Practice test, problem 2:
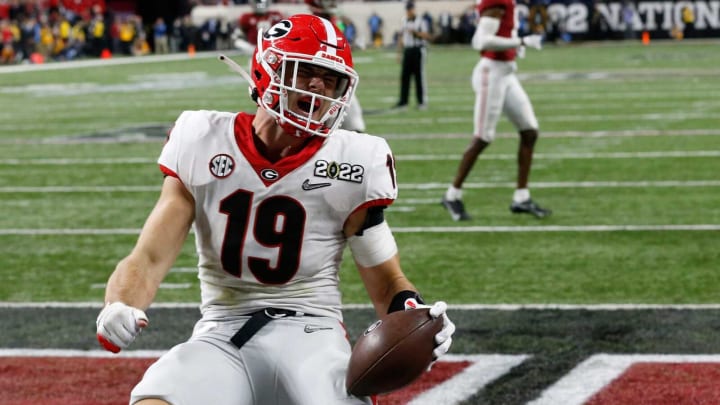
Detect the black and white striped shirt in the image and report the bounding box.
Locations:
[400,17,430,48]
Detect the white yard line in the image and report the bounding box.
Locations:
[1,150,717,165]
[383,129,720,140]
[1,224,719,236]
[3,302,720,310]
[400,180,720,190]
[394,150,720,161]
[1,180,718,194]
[391,225,720,232]
[2,129,718,145]
[0,50,227,74]
[0,186,159,193]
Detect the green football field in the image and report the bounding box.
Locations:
[1,40,719,306]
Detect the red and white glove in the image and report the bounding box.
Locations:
[404,299,456,362]
[521,34,543,50]
[96,302,148,353]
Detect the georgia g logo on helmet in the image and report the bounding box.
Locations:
[264,20,291,39]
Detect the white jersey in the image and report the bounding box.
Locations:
[159,110,397,321]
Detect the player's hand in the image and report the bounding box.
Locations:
[404,299,455,364]
[521,34,543,50]
[96,302,148,353]
[517,45,526,59]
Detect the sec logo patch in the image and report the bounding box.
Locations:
[209,154,235,178]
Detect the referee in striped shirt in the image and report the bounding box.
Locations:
[395,1,432,110]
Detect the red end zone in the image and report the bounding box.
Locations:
[531,354,720,405]
[0,356,156,405]
[0,351,524,405]
[587,362,720,405]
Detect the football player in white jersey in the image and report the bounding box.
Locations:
[95,14,454,405]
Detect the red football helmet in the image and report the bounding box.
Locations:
[251,14,357,138]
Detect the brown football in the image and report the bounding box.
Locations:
[346,308,443,396]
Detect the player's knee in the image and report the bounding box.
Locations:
[519,129,538,148]
[476,131,495,143]
[467,137,490,155]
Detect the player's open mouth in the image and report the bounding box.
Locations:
[297,97,321,115]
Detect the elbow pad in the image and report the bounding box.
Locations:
[348,221,398,268]
[472,17,522,51]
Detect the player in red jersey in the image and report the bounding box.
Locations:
[235,0,284,54]
[96,14,454,405]
[442,0,551,220]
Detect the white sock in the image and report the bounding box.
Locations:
[513,188,530,203]
[445,186,463,201]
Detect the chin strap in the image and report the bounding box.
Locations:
[218,54,258,101]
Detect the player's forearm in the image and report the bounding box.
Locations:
[357,255,418,317]
[471,16,521,51]
[473,34,521,51]
[104,256,163,310]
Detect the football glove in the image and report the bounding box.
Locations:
[521,34,543,50]
[517,45,526,59]
[96,302,148,353]
[404,299,455,362]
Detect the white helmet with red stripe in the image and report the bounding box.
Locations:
[251,14,357,138]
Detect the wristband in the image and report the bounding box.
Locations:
[387,290,424,314]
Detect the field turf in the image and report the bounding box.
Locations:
[1,40,719,404]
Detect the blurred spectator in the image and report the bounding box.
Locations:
[39,18,55,57]
[177,15,197,52]
[421,10,433,37]
[132,29,150,56]
[341,15,357,48]
[215,17,232,49]
[368,11,382,48]
[1,18,17,64]
[528,0,549,35]
[457,6,476,44]
[88,11,105,56]
[198,16,218,50]
[681,5,695,37]
[437,10,452,44]
[588,3,609,41]
[622,0,635,39]
[19,15,39,60]
[66,18,86,59]
[153,17,169,54]
[118,15,135,55]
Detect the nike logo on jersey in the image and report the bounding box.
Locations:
[302,179,332,191]
[304,325,333,333]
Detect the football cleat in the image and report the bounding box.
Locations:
[510,199,552,218]
[441,197,471,221]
